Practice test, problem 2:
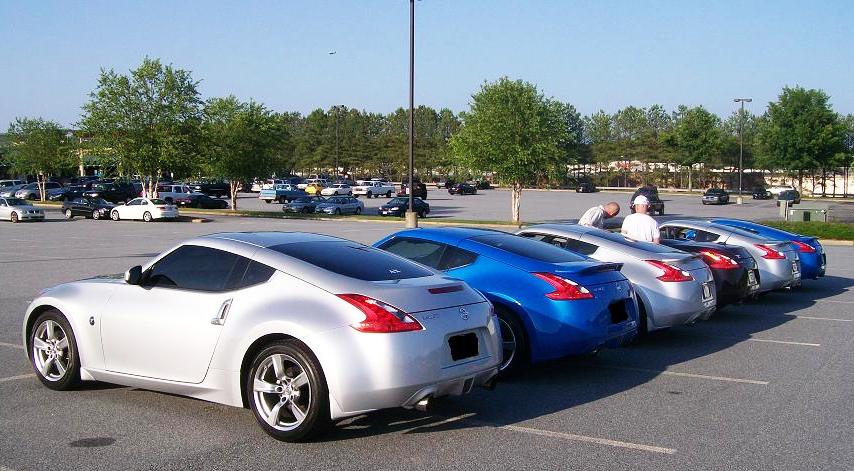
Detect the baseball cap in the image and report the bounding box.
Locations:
[632,195,650,206]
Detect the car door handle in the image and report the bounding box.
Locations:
[211,299,233,325]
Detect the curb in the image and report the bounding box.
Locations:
[817,239,854,246]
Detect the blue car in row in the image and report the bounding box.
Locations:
[710,219,825,279]
[374,228,638,375]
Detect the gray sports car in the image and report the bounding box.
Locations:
[659,220,800,292]
[517,224,716,333]
[23,232,500,441]
[0,197,45,222]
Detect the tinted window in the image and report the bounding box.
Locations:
[146,245,241,291]
[589,229,679,253]
[270,241,434,280]
[226,258,276,290]
[471,234,587,263]
[380,238,447,269]
[441,247,479,270]
[560,238,599,256]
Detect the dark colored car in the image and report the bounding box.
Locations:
[752,187,771,199]
[188,180,230,198]
[83,182,138,203]
[175,194,229,209]
[475,180,493,190]
[435,178,455,189]
[61,197,115,220]
[448,183,477,195]
[776,190,801,206]
[378,197,430,218]
[283,196,326,214]
[660,239,760,307]
[629,186,664,215]
[48,185,89,202]
[576,182,597,193]
[701,188,729,205]
[400,179,428,199]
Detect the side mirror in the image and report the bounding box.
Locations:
[124,265,143,285]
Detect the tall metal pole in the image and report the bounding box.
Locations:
[335,106,339,178]
[734,98,752,202]
[406,0,417,227]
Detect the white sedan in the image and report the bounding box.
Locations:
[110,198,178,222]
[320,184,352,196]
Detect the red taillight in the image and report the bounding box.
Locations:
[755,244,785,260]
[645,260,694,282]
[792,241,815,253]
[532,272,593,300]
[698,250,740,270]
[156,205,167,209]
[337,294,423,333]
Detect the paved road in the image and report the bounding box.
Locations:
[1,214,852,470]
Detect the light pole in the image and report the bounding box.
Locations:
[733,97,752,204]
[405,0,417,228]
[333,105,344,178]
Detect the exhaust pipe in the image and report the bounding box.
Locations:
[415,396,432,412]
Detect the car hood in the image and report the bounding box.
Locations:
[9,205,41,211]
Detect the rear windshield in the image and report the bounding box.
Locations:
[268,241,434,281]
[471,234,587,263]
[150,199,167,205]
[593,230,683,254]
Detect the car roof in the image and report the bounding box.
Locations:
[202,231,346,248]
[387,227,506,245]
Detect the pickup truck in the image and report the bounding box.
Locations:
[259,184,307,203]
[353,180,396,198]
[188,180,230,198]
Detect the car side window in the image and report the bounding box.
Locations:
[440,247,478,270]
[560,238,599,256]
[145,245,241,292]
[694,229,720,242]
[380,238,447,269]
[226,257,276,290]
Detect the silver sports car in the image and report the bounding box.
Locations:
[517,224,716,333]
[0,197,45,222]
[23,232,501,441]
[659,220,800,292]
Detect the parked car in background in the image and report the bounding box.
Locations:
[375,228,638,375]
[475,180,493,190]
[0,180,26,196]
[710,218,825,279]
[283,196,326,214]
[353,180,395,198]
[400,179,428,199]
[435,178,454,189]
[188,180,230,198]
[378,197,430,218]
[48,185,88,202]
[517,224,716,333]
[61,197,114,220]
[300,178,329,191]
[15,182,63,200]
[84,182,138,203]
[110,198,178,222]
[155,184,203,204]
[315,196,364,215]
[702,188,730,205]
[304,183,326,196]
[769,184,796,196]
[629,185,664,215]
[576,182,597,193]
[776,190,801,206]
[448,183,477,195]
[259,184,307,203]
[752,187,772,199]
[0,197,44,222]
[321,183,353,196]
[659,238,760,307]
[175,194,229,209]
[659,220,801,293]
[250,179,265,192]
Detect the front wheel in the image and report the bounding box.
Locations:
[142,211,153,222]
[11,211,19,223]
[247,341,331,442]
[92,210,100,220]
[366,192,372,199]
[29,310,81,390]
[64,209,73,220]
[110,210,120,221]
[265,200,272,204]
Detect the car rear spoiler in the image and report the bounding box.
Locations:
[578,262,624,274]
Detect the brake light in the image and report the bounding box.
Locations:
[791,241,816,253]
[755,244,785,260]
[532,272,593,300]
[337,294,423,333]
[698,250,740,270]
[645,260,694,282]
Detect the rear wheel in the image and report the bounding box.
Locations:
[64,209,73,219]
[142,211,153,222]
[265,200,272,204]
[633,299,649,342]
[495,307,529,378]
[29,310,81,390]
[247,341,330,442]
[92,210,100,220]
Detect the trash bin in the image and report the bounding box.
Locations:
[788,208,828,222]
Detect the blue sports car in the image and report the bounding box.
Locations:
[709,219,825,279]
[374,228,638,375]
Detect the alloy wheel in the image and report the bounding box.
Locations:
[497,317,517,372]
[32,319,71,382]
[252,353,312,432]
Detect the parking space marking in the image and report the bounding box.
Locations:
[498,424,677,455]
[0,342,24,350]
[600,365,769,385]
[795,315,852,322]
[0,374,34,383]
[815,300,854,304]
[746,338,820,347]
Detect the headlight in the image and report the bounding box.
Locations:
[389,207,400,210]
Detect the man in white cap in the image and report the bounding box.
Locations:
[578,202,620,229]
[621,195,660,243]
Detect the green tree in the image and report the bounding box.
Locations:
[665,105,723,190]
[6,118,73,201]
[756,86,845,189]
[201,96,290,210]
[79,57,202,196]
[450,77,569,223]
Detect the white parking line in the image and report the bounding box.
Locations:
[499,424,677,455]
[815,300,854,305]
[796,315,852,322]
[746,338,820,347]
[601,365,769,385]
[0,342,24,350]
[0,374,34,383]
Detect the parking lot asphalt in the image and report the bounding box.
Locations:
[1,211,853,470]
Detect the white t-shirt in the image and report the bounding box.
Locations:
[578,205,606,228]
[621,213,660,242]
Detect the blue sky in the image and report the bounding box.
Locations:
[1,0,852,130]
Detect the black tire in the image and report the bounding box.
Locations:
[301,207,310,214]
[417,210,425,218]
[633,299,649,342]
[386,191,392,198]
[494,306,529,378]
[110,210,120,221]
[355,207,362,215]
[28,309,81,391]
[334,208,341,215]
[143,211,153,222]
[366,191,372,199]
[64,209,73,219]
[246,341,331,442]
[265,200,272,204]
[28,193,37,200]
[92,210,100,220]
[11,211,19,223]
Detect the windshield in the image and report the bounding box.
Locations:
[88,198,110,205]
[269,241,433,280]
[471,234,588,263]
[5,198,29,206]
[387,198,408,205]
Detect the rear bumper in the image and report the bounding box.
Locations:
[758,259,800,292]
